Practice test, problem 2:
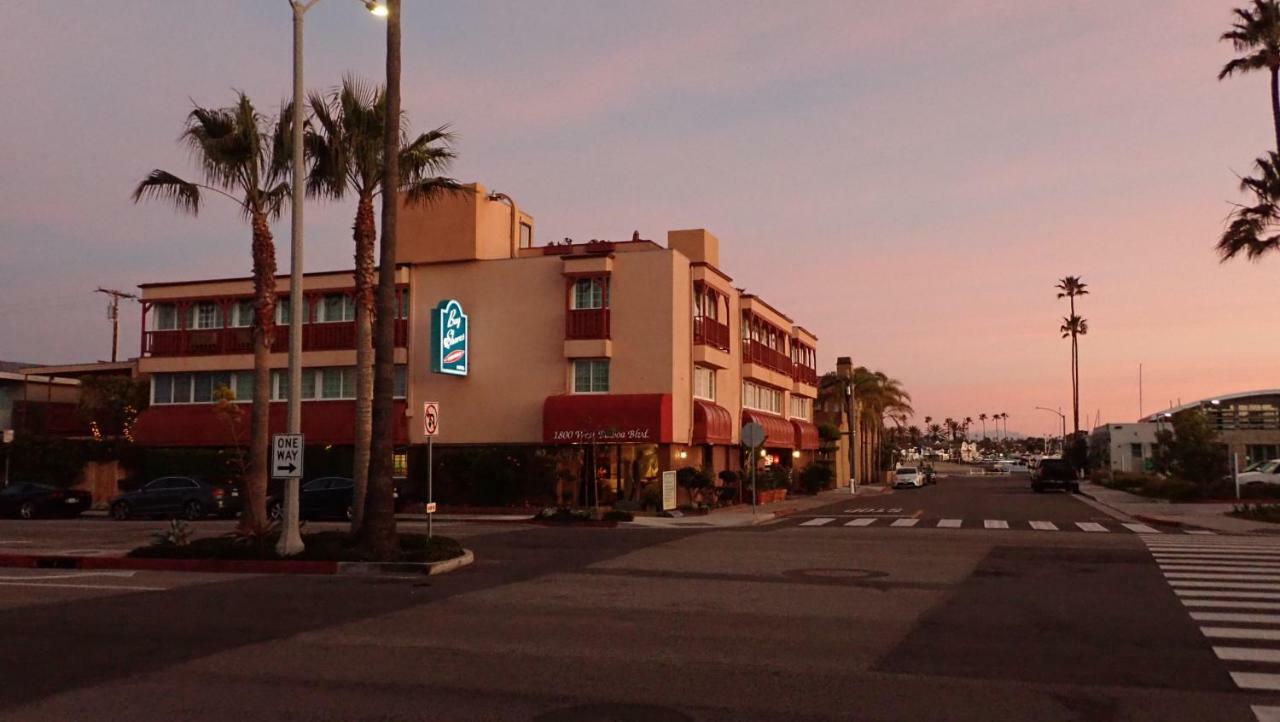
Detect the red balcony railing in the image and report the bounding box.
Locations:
[143,318,408,357]
[744,339,792,375]
[693,316,731,351]
[566,308,610,339]
[792,365,818,386]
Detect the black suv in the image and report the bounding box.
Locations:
[1032,459,1079,494]
[110,476,241,520]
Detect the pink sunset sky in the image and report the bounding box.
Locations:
[1,1,1276,436]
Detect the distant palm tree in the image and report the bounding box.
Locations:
[305,75,458,533]
[978,413,988,439]
[1000,412,1010,441]
[963,416,973,439]
[1059,315,1089,436]
[1056,276,1089,435]
[1221,1,1280,152]
[132,93,290,531]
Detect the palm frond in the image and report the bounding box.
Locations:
[403,176,466,205]
[132,170,202,215]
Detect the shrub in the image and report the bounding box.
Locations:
[676,466,712,503]
[762,465,792,491]
[799,463,834,494]
[603,509,634,522]
[150,519,193,548]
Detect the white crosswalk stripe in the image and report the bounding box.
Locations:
[890,518,919,528]
[789,518,1219,535]
[799,518,836,527]
[936,519,962,528]
[983,520,1008,529]
[1076,522,1108,532]
[1255,705,1280,722]
[844,518,876,527]
[1122,523,1161,534]
[1029,521,1058,531]
[1144,536,1280,702]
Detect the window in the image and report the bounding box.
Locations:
[234,372,254,401]
[519,222,533,249]
[572,278,608,310]
[318,293,355,323]
[153,374,173,404]
[573,359,610,393]
[1247,444,1280,465]
[397,289,410,319]
[229,299,254,328]
[393,452,408,477]
[694,366,715,400]
[275,300,291,325]
[790,395,812,420]
[1130,443,1143,459]
[394,366,407,398]
[173,374,192,404]
[191,302,222,330]
[154,304,179,331]
[743,381,783,414]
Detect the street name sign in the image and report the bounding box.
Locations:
[271,433,304,478]
[423,402,440,437]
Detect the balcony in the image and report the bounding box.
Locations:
[693,316,730,351]
[745,339,792,375]
[143,319,408,357]
[566,308,610,339]
[792,365,819,386]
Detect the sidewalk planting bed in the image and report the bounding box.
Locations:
[129,530,464,564]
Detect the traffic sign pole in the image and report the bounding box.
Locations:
[423,402,439,539]
[427,436,433,539]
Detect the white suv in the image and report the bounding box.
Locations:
[894,467,924,488]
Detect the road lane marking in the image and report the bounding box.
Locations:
[1122,523,1161,534]
[1149,545,1280,553]
[1161,565,1280,573]
[890,519,919,528]
[800,518,836,527]
[1156,557,1280,565]
[1075,522,1108,532]
[984,520,1008,529]
[936,519,962,528]
[0,581,166,591]
[1172,581,1280,590]
[1202,626,1280,641]
[844,518,877,527]
[1214,647,1280,663]
[1165,573,1280,582]
[1254,705,1280,722]
[1186,530,1217,535]
[1192,611,1280,624]
[1231,672,1280,691]
[1029,521,1058,531]
[1185,600,1280,610]
[1176,589,1280,599]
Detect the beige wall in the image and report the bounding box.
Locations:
[397,184,533,264]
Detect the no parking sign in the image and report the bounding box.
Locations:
[423,402,439,437]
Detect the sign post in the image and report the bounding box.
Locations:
[1,429,12,489]
[423,402,439,538]
[271,433,304,552]
[741,422,766,517]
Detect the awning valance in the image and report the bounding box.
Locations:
[741,409,794,450]
[543,393,673,444]
[791,419,820,450]
[692,400,733,445]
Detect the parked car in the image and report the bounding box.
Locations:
[1032,458,1079,493]
[922,465,937,485]
[267,477,399,521]
[893,467,925,489]
[996,459,1030,474]
[110,476,241,521]
[1237,459,1280,488]
[0,482,92,519]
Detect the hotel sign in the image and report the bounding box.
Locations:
[431,299,469,376]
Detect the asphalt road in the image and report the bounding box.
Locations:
[0,474,1272,721]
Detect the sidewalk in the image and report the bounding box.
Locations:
[1078,481,1279,534]
[624,485,888,528]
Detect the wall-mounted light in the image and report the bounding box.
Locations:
[760,449,768,458]
[678,450,688,459]
[792,450,801,459]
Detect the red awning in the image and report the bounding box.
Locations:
[741,409,794,449]
[133,401,409,447]
[544,394,673,444]
[692,400,733,445]
[791,419,820,450]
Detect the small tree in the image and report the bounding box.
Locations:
[1152,411,1229,485]
[79,375,149,441]
[675,466,712,506]
[212,385,249,483]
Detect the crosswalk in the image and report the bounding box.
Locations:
[789,516,1207,534]
[1143,536,1280,721]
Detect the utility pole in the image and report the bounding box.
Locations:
[95,288,138,362]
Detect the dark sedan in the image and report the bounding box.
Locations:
[110,476,241,521]
[0,482,92,519]
[268,477,398,521]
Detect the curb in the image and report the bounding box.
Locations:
[0,549,475,577]
[1134,514,1183,528]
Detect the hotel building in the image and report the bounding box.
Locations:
[132,185,821,503]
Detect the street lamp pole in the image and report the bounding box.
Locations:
[1034,406,1066,456]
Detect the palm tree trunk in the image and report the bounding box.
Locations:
[361,0,401,559]
[1071,334,1080,434]
[350,194,376,534]
[243,212,276,531]
[1271,67,1280,154]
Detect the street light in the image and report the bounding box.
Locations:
[278,0,387,557]
[1034,406,1066,456]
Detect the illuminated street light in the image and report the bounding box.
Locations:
[365,1,389,16]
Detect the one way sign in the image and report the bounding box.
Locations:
[271,433,304,478]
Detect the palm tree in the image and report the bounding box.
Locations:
[1220,152,1280,262]
[963,416,974,438]
[1056,276,1089,434]
[133,94,290,531]
[1000,413,1010,442]
[305,75,458,533]
[978,413,988,439]
[1059,315,1089,436]
[850,368,912,482]
[1221,1,1280,153]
